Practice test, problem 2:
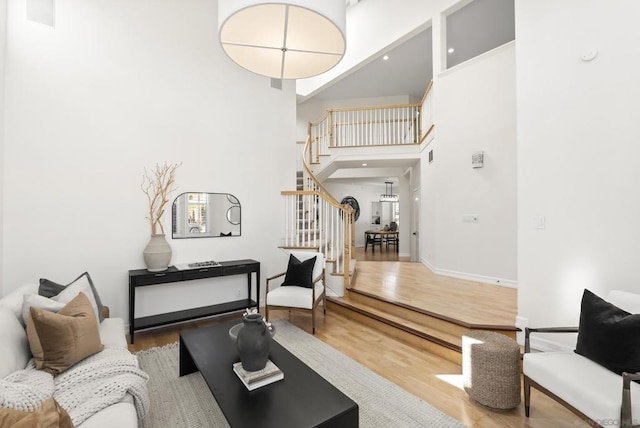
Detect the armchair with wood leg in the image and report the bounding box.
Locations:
[523,289,640,427]
[265,251,326,334]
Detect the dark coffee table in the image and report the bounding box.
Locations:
[179,321,359,428]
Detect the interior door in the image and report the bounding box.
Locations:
[411,188,420,262]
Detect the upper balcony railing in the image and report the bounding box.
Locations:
[308,81,434,163]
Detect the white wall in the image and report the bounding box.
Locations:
[322,182,382,248]
[2,0,297,320]
[0,0,5,296]
[422,42,517,285]
[516,0,640,348]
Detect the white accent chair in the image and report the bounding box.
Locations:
[524,290,640,427]
[265,251,326,334]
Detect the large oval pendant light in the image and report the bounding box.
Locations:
[218,0,346,80]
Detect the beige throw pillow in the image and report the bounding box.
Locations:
[26,292,103,375]
[0,398,73,428]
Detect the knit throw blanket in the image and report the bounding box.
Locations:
[1,347,150,426]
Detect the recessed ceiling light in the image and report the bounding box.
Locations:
[447,48,455,54]
[382,55,389,61]
[362,163,368,166]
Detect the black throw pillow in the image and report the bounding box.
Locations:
[282,254,316,289]
[39,272,106,322]
[575,289,640,375]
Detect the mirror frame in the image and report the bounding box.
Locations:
[171,192,241,239]
[226,205,241,225]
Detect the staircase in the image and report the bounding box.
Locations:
[280,81,519,361]
[327,288,517,365]
[279,82,435,294]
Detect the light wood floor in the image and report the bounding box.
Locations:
[128,258,586,427]
[351,260,516,327]
[354,245,408,262]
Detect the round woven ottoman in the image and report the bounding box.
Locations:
[462,330,521,410]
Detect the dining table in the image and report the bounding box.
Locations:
[364,230,399,252]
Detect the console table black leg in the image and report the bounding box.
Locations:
[256,268,260,310]
[179,338,198,376]
[129,278,135,344]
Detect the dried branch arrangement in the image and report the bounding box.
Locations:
[141,161,182,235]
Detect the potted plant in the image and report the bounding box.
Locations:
[141,161,181,271]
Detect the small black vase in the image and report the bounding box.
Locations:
[236,313,271,371]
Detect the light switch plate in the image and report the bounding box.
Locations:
[463,214,479,223]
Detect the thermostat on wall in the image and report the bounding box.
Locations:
[472,151,484,168]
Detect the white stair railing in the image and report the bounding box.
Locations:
[308,80,434,159]
[332,104,420,147]
[280,190,353,278]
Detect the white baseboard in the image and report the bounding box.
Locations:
[420,258,517,288]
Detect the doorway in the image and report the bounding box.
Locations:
[411,187,420,262]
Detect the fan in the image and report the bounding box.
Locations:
[340,196,360,222]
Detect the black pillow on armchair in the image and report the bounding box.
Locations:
[282,254,316,289]
[575,289,640,375]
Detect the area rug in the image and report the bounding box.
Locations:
[136,319,466,427]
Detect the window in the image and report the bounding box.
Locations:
[187,193,208,234]
[445,0,515,69]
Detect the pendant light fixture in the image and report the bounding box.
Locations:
[218,0,347,79]
[380,181,399,202]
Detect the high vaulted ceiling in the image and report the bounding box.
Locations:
[302,0,514,103]
[305,28,433,102]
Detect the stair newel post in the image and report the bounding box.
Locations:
[350,210,355,261]
[343,205,350,288]
[329,109,335,149]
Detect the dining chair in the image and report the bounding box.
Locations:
[385,232,399,252]
[365,232,382,252]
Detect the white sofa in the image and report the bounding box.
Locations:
[0,283,142,427]
[524,290,640,428]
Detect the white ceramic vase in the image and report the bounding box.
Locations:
[143,234,172,272]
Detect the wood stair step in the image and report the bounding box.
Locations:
[330,299,462,351]
[327,286,518,366]
[327,298,463,364]
[346,288,517,340]
[330,293,463,349]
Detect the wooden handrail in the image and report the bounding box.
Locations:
[309,110,331,127]
[419,80,434,106]
[328,103,421,113]
[301,137,341,205]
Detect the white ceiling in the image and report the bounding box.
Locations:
[301,0,514,103]
[303,28,433,102]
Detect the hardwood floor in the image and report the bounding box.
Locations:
[128,257,586,427]
[350,260,516,327]
[354,245,409,262]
